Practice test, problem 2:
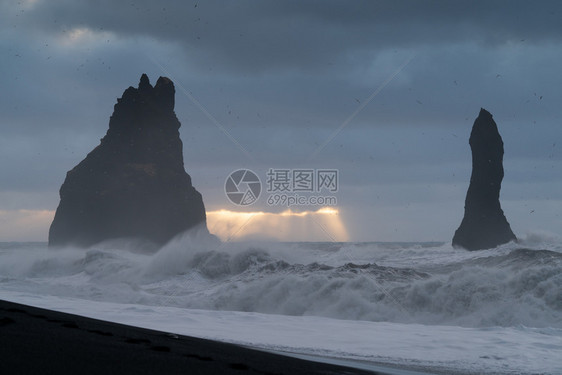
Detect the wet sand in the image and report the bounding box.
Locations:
[0,299,380,374]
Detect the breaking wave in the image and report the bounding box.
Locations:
[0,231,561,328]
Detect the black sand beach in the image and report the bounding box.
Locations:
[0,299,379,374]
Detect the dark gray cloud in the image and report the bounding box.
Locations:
[8,0,562,72]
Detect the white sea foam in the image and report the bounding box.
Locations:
[1,231,561,374]
[1,291,560,375]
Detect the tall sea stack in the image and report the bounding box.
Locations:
[49,74,209,248]
[453,108,516,250]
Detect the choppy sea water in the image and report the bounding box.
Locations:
[1,233,561,374]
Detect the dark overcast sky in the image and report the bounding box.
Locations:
[1,0,561,241]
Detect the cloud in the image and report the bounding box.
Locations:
[10,1,562,73]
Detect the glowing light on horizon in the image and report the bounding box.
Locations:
[207,207,349,242]
[0,209,55,242]
[0,208,349,243]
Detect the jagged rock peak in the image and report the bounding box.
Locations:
[116,74,175,112]
[478,107,492,118]
[48,74,209,249]
[138,73,152,91]
[154,76,175,111]
[471,108,500,140]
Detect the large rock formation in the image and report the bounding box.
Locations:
[49,74,209,249]
[453,108,516,250]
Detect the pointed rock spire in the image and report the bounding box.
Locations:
[154,76,175,111]
[138,73,152,91]
[453,108,516,250]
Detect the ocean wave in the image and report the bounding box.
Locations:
[0,233,561,329]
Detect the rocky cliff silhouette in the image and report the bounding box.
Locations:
[453,108,516,250]
[49,74,209,249]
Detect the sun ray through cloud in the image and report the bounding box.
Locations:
[207,207,349,242]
